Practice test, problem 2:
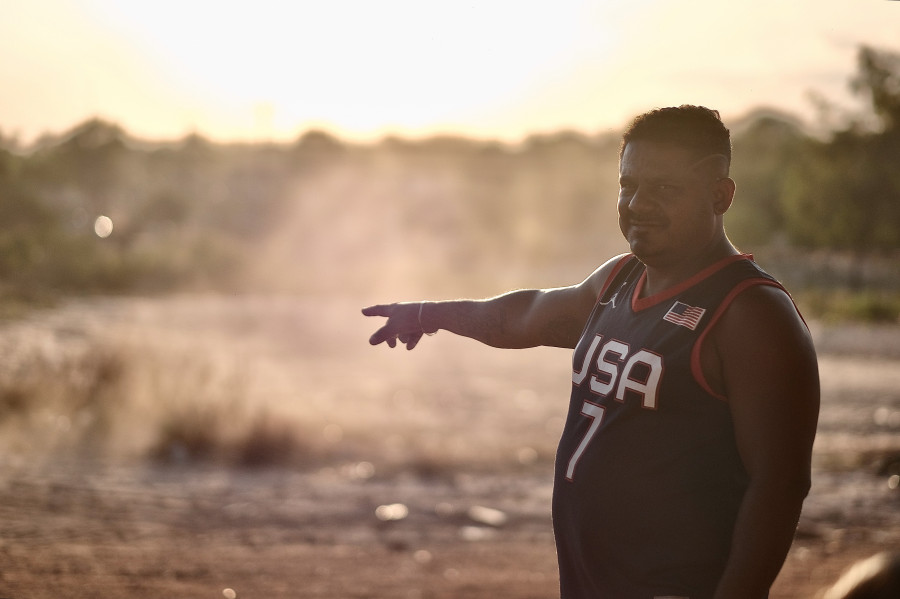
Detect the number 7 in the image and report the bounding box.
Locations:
[565,401,606,481]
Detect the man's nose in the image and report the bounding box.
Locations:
[627,186,656,214]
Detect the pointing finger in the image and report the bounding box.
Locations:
[362,304,393,317]
[369,326,394,346]
[405,332,423,351]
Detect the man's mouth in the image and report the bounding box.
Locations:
[628,219,666,229]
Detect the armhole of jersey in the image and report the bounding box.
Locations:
[596,254,636,303]
[690,278,795,402]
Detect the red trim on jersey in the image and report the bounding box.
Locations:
[596,254,637,301]
[690,278,790,402]
[631,254,753,313]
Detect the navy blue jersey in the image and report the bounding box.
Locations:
[553,253,789,599]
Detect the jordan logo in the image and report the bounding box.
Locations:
[599,293,618,308]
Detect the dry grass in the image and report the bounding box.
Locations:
[3,294,898,479]
[0,294,547,475]
[0,308,322,469]
[0,340,127,455]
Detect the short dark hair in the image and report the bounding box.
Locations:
[620,105,732,167]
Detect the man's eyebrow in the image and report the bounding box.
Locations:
[618,174,681,188]
[689,153,729,172]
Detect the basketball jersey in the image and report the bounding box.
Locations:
[553,253,788,599]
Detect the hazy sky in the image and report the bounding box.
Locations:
[2,0,898,143]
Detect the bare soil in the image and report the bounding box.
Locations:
[0,296,898,598]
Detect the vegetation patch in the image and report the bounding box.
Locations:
[1,45,899,310]
[797,290,900,324]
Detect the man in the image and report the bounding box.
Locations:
[363,105,819,599]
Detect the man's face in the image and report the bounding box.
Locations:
[617,140,726,268]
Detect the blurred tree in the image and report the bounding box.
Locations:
[140,190,191,226]
[293,129,345,162]
[851,45,900,133]
[781,45,900,254]
[0,146,16,182]
[0,130,22,154]
[6,47,898,303]
[729,110,806,246]
[0,181,57,280]
[25,119,130,206]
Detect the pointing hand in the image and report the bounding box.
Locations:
[362,302,429,350]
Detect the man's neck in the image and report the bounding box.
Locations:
[640,238,739,298]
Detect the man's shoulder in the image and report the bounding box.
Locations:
[716,281,812,350]
[583,253,639,296]
[729,282,798,315]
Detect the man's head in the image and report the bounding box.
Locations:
[616,105,737,269]
[620,105,731,175]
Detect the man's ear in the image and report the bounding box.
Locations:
[712,177,736,215]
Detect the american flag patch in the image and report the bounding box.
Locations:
[663,301,706,330]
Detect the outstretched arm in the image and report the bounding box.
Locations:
[362,255,626,351]
[711,285,820,599]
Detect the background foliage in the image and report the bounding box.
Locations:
[1,45,898,318]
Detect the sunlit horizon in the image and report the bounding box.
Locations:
[2,0,899,145]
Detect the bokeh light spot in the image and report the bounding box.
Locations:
[94,215,114,238]
[375,503,409,521]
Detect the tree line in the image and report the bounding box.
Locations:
[0,45,897,305]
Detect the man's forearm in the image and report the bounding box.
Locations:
[421,290,545,349]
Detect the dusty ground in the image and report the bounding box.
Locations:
[0,295,898,598]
